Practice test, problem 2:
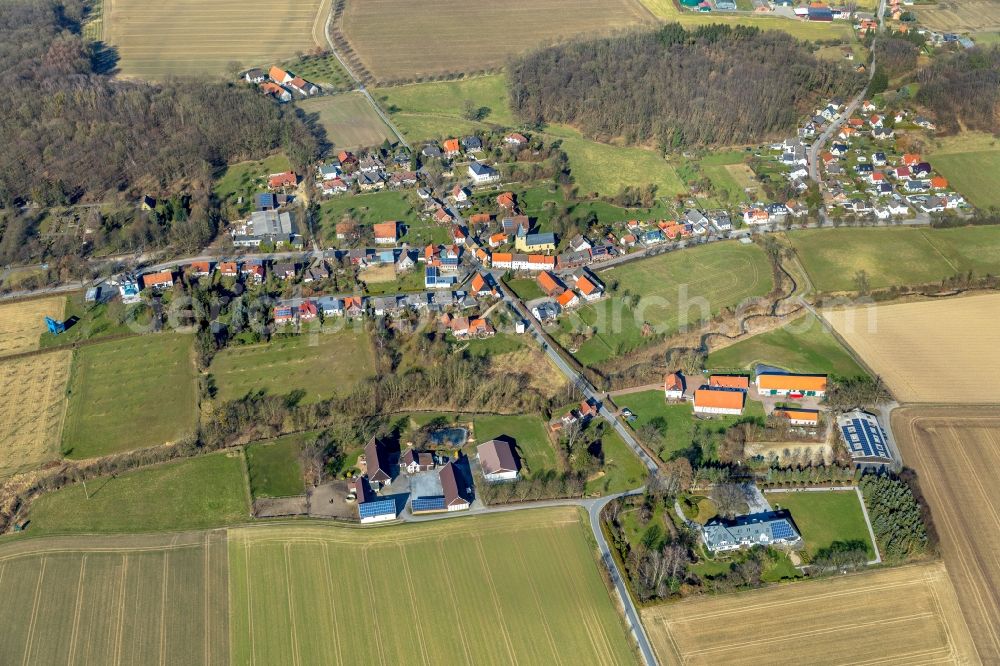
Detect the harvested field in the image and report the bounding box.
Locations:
[104,0,329,79]
[339,0,655,81]
[912,0,1000,34]
[894,406,1000,662]
[229,508,636,664]
[0,351,71,478]
[0,296,65,358]
[642,561,978,665]
[297,93,397,152]
[0,531,230,666]
[823,293,1000,403]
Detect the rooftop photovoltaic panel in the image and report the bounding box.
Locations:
[359,499,396,518]
[412,496,446,512]
[770,521,796,540]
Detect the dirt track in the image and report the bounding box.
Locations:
[894,405,1000,663]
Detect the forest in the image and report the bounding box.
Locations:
[0,0,318,262]
[916,46,1000,135]
[509,24,863,150]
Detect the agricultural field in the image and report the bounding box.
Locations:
[894,406,1000,661]
[103,0,329,79]
[376,75,517,142]
[228,508,636,664]
[209,327,374,404]
[340,0,655,81]
[472,413,559,473]
[62,334,198,459]
[642,560,977,665]
[787,226,1000,292]
[911,0,1000,33]
[0,296,65,357]
[927,132,1000,209]
[707,313,867,378]
[27,453,250,534]
[297,93,397,151]
[0,531,230,666]
[764,490,875,559]
[824,293,1000,403]
[564,242,773,366]
[638,0,855,40]
[246,435,306,498]
[0,351,72,478]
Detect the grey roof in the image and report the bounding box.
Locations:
[468,162,495,176]
[702,511,801,551]
[249,210,296,236]
[524,232,555,245]
[477,440,519,476]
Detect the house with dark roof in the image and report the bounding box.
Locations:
[400,446,435,474]
[468,162,499,184]
[837,409,894,468]
[477,440,520,482]
[702,511,802,552]
[363,436,394,487]
[439,461,471,510]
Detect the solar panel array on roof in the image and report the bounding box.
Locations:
[770,520,797,541]
[358,499,396,519]
[840,414,890,460]
[412,496,446,512]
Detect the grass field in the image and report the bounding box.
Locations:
[546,125,686,198]
[642,560,977,665]
[615,391,695,460]
[341,0,654,81]
[926,131,1000,210]
[0,296,65,358]
[38,293,133,349]
[229,509,636,664]
[507,277,547,301]
[210,327,374,403]
[788,226,1000,292]
[707,313,867,377]
[246,436,306,498]
[104,0,329,79]
[62,334,198,459]
[824,293,1000,403]
[894,406,1000,661]
[565,242,773,366]
[589,429,648,495]
[0,531,230,666]
[0,351,71,478]
[912,0,1000,33]
[28,453,250,534]
[765,490,874,559]
[319,190,421,242]
[472,413,559,473]
[215,153,292,217]
[281,53,353,89]
[638,0,855,40]
[298,93,397,152]
[376,75,517,142]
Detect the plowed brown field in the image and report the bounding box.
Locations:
[642,561,977,665]
[895,406,1000,662]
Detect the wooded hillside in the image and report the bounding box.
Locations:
[509,24,863,150]
[916,47,1000,135]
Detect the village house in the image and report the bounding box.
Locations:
[439,461,471,511]
[188,261,211,276]
[468,162,500,185]
[141,270,174,291]
[443,138,461,158]
[363,437,393,489]
[218,261,238,277]
[287,76,318,96]
[504,132,528,148]
[702,511,801,552]
[373,221,398,244]
[556,290,579,309]
[244,68,266,84]
[477,439,520,482]
[400,447,435,474]
[574,272,604,302]
[268,171,297,189]
[260,82,291,102]
[664,372,686,400]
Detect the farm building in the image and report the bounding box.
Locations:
[574,274,604,302]
[837,409,894,468]
[477,439,520,482]
[400,447,435,474]
[709,375,750,390]
[756,373,827,397]
[537,271,563,296]
[363,436,393,487]
[557,290,579,309]
[694,387,745,415]
[664,372,686,400]
[702,511,801,552]
[439,461,471,511]
[772,408,820,427]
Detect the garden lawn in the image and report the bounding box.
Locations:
[566,241,773,366]
[319,190,420,242]
[38,293,133,349]
[765,490,875,559]
[473,414,558,473]
[297,93,397,151]
[506,277,546,301]
[707,313,867,378]
[588,429,647,495]
[209,327,374,403]
[214,153,291,217]
[27,453,249,534]
[62,333,198,459]
[246,435,306,498]
[787,226,1000,292]
[617,391,695,461]
[463,333,524,357]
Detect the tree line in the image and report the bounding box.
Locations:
[916,46,1000,135]
[860,472,929,560]
[509,23,863,151]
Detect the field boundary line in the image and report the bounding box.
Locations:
[159,550,169,666]
[112,554,129,666]
[921,567,959,664]
[917,229,960,274]
[473,536,520,665]
[434,541,475,662]
[20,556,47,666]
[320,542,344,666]
[244,540,256,666]
[203,532,211,666]
[282,543,303,666]
[398,545,431,666]
[361,546,387,663]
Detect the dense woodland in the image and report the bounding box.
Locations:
[916,46,1000,135]
[0,0,317,262]
[509,24,863,150]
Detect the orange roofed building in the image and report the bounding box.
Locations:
[373,221,398,244]
[709,375,750,390]
[537,271,562,296]
[664,372,685,400]
[694,387,744,416]
[443,139,460,157]
[772,408,820,427]
[755,373,827,397]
